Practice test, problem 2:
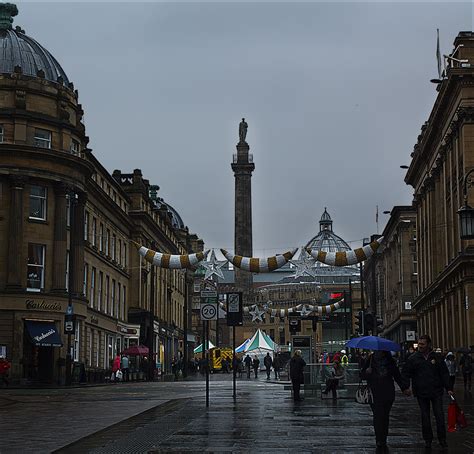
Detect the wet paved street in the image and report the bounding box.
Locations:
[1,376,473,453]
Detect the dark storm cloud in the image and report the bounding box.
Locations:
[14,2,472,254]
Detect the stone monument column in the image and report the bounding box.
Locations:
[231,119,255,291]
[6,176,26,291]
[51,183,68,292]
[72,191,87,296]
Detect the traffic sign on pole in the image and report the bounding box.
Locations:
[200,302,218,320]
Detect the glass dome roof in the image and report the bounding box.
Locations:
[305,208,352,252]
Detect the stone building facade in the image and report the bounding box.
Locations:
[363,207,418,349]
[405,32,474,350]
[0,5,202,384]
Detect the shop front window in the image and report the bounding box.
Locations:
[73,321,80,362]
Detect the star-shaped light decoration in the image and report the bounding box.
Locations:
[290,248,316,279]
[262,300,273,311]
[300,304,313,318]
[201,249,227,281]
[248,305,266,323]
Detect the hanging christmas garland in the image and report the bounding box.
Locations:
[306,237,383,266]
[220,248,298,272]
[132,241,209,269]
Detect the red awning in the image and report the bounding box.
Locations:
[122,345,149,356]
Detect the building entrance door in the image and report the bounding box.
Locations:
[37,346,54,383]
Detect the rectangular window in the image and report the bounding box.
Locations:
[90,267,96,308]
[117,283,121,320]
[0,125,3,143]
[106,229,110,256]
[29,185,47,220]
[107,335,114,369]
[95,331,99,367]
[98,271,103,312]
[88,329,92,367]
[73,321,80,362]
[112,234,116,260]
[105,276,110,314]
[118,240,122,265]
[124,244,127,268]
[83,263,88,297]
[84,211,89,242]
[34,128,51,149]
[27,244,45,291]
[70,139,80,155]
[99,223,104,252]
[111,279,116,317]
[122,285,126,320]
[91,218,97,247]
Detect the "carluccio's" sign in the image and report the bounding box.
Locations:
[25,299,62,312]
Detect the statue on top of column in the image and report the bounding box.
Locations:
[239,118,248,144]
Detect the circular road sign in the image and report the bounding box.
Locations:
[200,303,217,320]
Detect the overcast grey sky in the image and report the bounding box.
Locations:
[15,2,473,255]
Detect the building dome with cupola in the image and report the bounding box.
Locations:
[0,3,70,86]
[305,207,352,253]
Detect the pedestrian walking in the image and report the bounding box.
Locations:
[121,354,130,382]
[459,351,472,391]
[252,355,260,379]
[112,354,121,381]
[264,352,273,379]
[0,356,11,386]
[273,354,281,380]
[360,350,410,452]
[244,354,252,379]
[290,349,306,402]
[445,352,457,391]
[402,334,453,450]
[322,359,345,398]
[340,349,349,366]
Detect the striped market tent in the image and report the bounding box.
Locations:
[245,329,275,353]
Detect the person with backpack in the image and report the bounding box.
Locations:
[289,350,306,402]
[361,350,409,452]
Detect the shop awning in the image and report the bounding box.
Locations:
[25,320,63,347]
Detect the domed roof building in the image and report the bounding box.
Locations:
[0,4,70,86]
[0,4,203,384]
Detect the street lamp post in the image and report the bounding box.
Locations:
[458,168,474,240]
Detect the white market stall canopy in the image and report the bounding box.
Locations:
[245,329,275,352]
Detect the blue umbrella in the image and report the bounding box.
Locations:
[346,336,401,352]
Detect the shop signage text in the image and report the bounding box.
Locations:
[26,299,62,312]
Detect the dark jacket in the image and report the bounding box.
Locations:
[264,355,273,369]
[273,356,281,370]
[460,354,473,373]
[289,356,306,384]
[252,358,260,370]
[401,350,452,398]
[360,352,408,402]
[244,356,252,368]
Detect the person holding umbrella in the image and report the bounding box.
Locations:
[360,349,409,452]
